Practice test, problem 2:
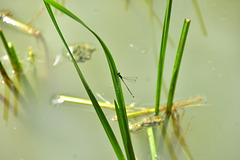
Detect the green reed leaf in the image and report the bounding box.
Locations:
[166,19,191,114]
[155,0,173,115]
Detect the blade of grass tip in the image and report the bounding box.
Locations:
[8,42,36,98]
[0,28,20,75]
[0,29,36,99]
[0,29,23,80]
[7,42,23,77]
[171,114,194,160]
[43,2,125,159]
[27,47,39,90]
[154,0,173,115]
[166,19,191,114]
[43,1,135,159]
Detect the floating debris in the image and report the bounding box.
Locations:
[129,116,163,133]
[0,10,41,37]
[65,43,96,63]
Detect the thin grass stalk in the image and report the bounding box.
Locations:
[0,11,49,72]
[58,94,116,109]
[166,19,191,114]
[43,2,125,159]
[0,61,20,99]
[27,47,39,91]
[146,0,175,47]
[114,100,135,160]
[0,12,41,37]
[125,0,130,10]
[8,42,35,102]
[8,42,36,99]
[147,127,157,160]
[0,91,18,118]
[0,28,22,76]
[4,44,20,116]
[191,0,207,36]
[0,61,28,107]
[120,96,203,119]
[155,0,173,115]
[0,29,36,99]
[0,62,20,119]
[43,0,135,159]
[1,90,10,122]
[57,94,146,111]
[171,113,194,159]
[160,115,177,160]
[8,42,23,78]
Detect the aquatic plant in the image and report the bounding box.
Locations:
[44,0,133,159]
[0,28,40,122]
[43,0,198,159]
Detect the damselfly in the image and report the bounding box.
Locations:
[117,72,137,98]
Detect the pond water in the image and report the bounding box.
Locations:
[0,0,240,159]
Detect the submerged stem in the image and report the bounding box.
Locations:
[147,127,157,160]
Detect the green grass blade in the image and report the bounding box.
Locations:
[113,100,134,160]
[7,42,23,76]
[0,61,19,97]
[154,0,173,115]
[0,29,35,99]
[147,127,157,160]
[0,61,27,106]
[8,42,36,98]
[0,28,22,76]
[166,19,191,114]
[43,2,126,159]
[43,0,135,159]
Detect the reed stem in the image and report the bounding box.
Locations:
[166,19,191,114]
[147,127,157,160]
[154,0,173,115]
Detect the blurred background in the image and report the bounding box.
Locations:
[0,0,239,159]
